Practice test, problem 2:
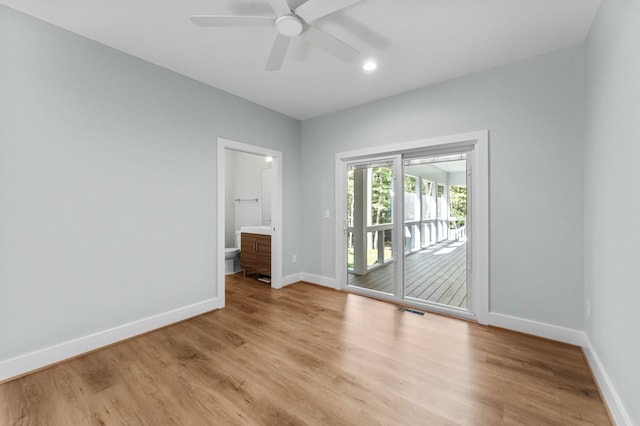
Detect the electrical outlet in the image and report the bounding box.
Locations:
[585,300,591,319]
[292,254,297,264]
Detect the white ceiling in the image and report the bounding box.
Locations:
[1,0,601,120]
[406,160,466,179]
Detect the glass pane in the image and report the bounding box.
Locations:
[347,162,395,296]
[421,179,432,221]
[403,157,468,310]
[404,175,418,222]
[369,167,393,226]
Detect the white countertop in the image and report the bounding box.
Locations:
[240,226,273,235]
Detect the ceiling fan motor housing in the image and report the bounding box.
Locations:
[189,0,363,70]
[276,14,303,37]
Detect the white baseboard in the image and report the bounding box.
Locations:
[0,297,221,383]
[280,273,303,288]
[288,284,585,346]
[582,336,632,426]
[300,273,339,290]
[486,312,586,346]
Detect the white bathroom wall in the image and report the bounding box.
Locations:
[232,151,269,231]
[261,167,273,226]
[224,150,273,248]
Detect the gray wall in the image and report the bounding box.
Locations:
[0,5,301,361]
[585,1,640,423]
[3,4,636,419]
[301,47,586,330]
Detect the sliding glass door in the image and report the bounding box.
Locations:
[341,150,472,315]
[346,158,399,297]
[403,154,469,310]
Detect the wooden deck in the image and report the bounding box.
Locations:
[348,240,467,308]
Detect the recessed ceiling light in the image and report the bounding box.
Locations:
[363,61,377,72]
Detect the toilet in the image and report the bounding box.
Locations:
[224,231,241,275]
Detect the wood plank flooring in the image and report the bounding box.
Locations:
[0,276,610,425]
[349,240,468,308]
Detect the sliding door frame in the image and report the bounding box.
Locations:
[334,130,489,324]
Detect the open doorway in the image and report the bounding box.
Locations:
[216,138,283,308]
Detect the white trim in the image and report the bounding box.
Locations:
[474,131,489,325]
[334,154,348,294]
[0,298,221,383]
[392,155,404,301]
[217,138,283,295]
[487,312,586,346]
[333,130,489,160]
[334,130,489,324]
[583,336,633,426]
[281,273,303,288]
[300,273,339,290]
[216,141,227,307]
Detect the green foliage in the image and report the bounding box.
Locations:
[421,179,432,197]
[370,167,392,225]
[449,185,467,226]
[347,166,393,227]
[404,175,416,193]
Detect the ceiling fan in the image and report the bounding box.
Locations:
[190,0,364,71]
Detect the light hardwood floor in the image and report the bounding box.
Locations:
[1,276,610,425]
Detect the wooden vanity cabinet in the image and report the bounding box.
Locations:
[240,232,271,277]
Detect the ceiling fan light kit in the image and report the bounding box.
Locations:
[363,60,377,71]
[276,15,303,37]
[190,0,364,71]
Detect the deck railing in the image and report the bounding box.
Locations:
[348,217,466,273]
[448,219,466,241]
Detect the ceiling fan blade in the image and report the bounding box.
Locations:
[268,0,292,16]
[295,0,363,22]
[265,34,291,71]
[190,15,275,27]
[304,26,359,62]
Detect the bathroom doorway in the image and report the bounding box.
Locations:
[217,138,283,307]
